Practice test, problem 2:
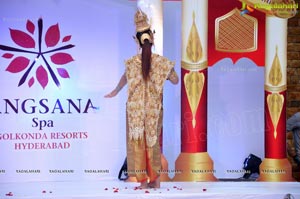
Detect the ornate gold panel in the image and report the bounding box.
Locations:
[215,8,258,52]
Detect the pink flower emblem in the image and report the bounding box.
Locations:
[0,18,75,89]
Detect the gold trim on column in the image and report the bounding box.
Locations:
[186,11,203,63]
[181,61,208,71]
[269,46,283,86]
[258,158,295,181]
[173,152,217,181]
[184,72,205,128]
[267,93,284,139]
[264,85,287,92]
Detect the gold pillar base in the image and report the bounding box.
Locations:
[257,158,295,182]
[172,152,217,181]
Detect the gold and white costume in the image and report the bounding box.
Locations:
[125,53,176,182]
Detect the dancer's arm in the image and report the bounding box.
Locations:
[104,72,127,98]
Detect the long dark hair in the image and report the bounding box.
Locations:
[136,29,152,81]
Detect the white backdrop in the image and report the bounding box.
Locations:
[0,0,138,183]
[0,0,264,183]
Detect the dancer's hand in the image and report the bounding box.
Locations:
[104,73,127,98]
[104,89,118,98]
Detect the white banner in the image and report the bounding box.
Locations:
[0,0,138,183]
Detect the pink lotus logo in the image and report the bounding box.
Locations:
[0,18,75,89]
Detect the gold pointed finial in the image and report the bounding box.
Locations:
[186,11,203,63]
[269,45,283,86]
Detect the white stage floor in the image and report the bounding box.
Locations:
[0,180,300,199]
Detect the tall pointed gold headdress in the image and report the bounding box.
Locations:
[134,9,151,32]
[134,9,153,45]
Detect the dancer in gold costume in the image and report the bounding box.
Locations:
[105,10,178,188]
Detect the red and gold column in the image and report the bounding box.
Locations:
[258,15,293,182]
[173,0,216,182]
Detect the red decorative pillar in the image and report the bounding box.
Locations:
[258,15,294,182]
[173,0,216,181]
